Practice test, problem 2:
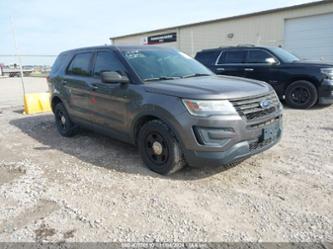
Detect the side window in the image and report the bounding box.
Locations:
[67,53,93,76]
[247,50,273,64]
[51,53,68,74]
[218,51,247,64]
[93,51,126,77]
[195,51,220,66]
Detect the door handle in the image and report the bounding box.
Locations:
[244,68,254,72]
[216,68,225,71]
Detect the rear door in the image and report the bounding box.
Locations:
[63,52,95,121]
[88,50,130,134]
[213,49,247,78]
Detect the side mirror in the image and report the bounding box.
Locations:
[101,71,129,84]
[265,57,278,65]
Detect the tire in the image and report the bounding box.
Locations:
[285,80,318,109]
[54,102,77,137]
[137,120,186,175]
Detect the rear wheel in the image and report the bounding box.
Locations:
[285,80,318,109]
[138,120,186,175]
[54,103,77,137]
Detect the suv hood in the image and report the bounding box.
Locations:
[144,75,272,100]
[288,61,333,68]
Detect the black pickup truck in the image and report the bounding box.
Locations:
[195,46,333,109]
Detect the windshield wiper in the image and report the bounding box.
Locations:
[144,76,181,82]
[182,73,211,79]
[144,74,210,82]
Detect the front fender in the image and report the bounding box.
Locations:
[128,94,187,145]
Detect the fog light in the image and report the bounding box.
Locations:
[193,127,235,146]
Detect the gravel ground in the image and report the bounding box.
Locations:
[0,104,332,242]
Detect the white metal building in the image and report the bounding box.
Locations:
[110,1,333,63]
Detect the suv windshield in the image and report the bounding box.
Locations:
[269,47,300,63]
[121,48,212,82]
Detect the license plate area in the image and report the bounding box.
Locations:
[261,122,280,141]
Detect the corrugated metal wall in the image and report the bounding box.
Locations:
[112,2,333,57]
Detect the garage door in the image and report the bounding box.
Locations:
[284,13,333,64]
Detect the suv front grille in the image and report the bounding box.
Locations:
[230,92,279,121]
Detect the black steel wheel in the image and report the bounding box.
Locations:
[138,120,185,175]
[144,132,169,165]
[285,80,318,109]
[54,102,77,137]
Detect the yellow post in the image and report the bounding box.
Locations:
[23,93,51,115]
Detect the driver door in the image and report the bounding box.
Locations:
[244,49,281,92]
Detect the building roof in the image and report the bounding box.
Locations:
[110,0,328,40]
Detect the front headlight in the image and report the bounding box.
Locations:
[182,99,237,117]
[321,68,333,80]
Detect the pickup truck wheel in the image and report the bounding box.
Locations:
[138,120,186,175]
[285,80,318,109]
[54,103,77,137]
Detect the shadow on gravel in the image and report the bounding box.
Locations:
[10,114,239,180]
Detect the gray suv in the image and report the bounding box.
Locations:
[48,46,283,175]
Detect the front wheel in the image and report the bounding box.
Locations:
[285,80,318,109]
[137,120,186,175]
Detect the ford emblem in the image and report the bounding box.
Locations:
[260,99,273,109]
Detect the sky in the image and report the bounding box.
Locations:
[0,0,318,65]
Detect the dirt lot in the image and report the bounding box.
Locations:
[0,78,332,242]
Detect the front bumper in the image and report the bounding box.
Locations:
[183,130,281,167]
[318,81,333,105]
[174,109,283,168]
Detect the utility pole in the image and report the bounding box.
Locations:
[10,16,26,98]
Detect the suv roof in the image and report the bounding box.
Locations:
[199,45,275,52]
[60,45,174,54]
